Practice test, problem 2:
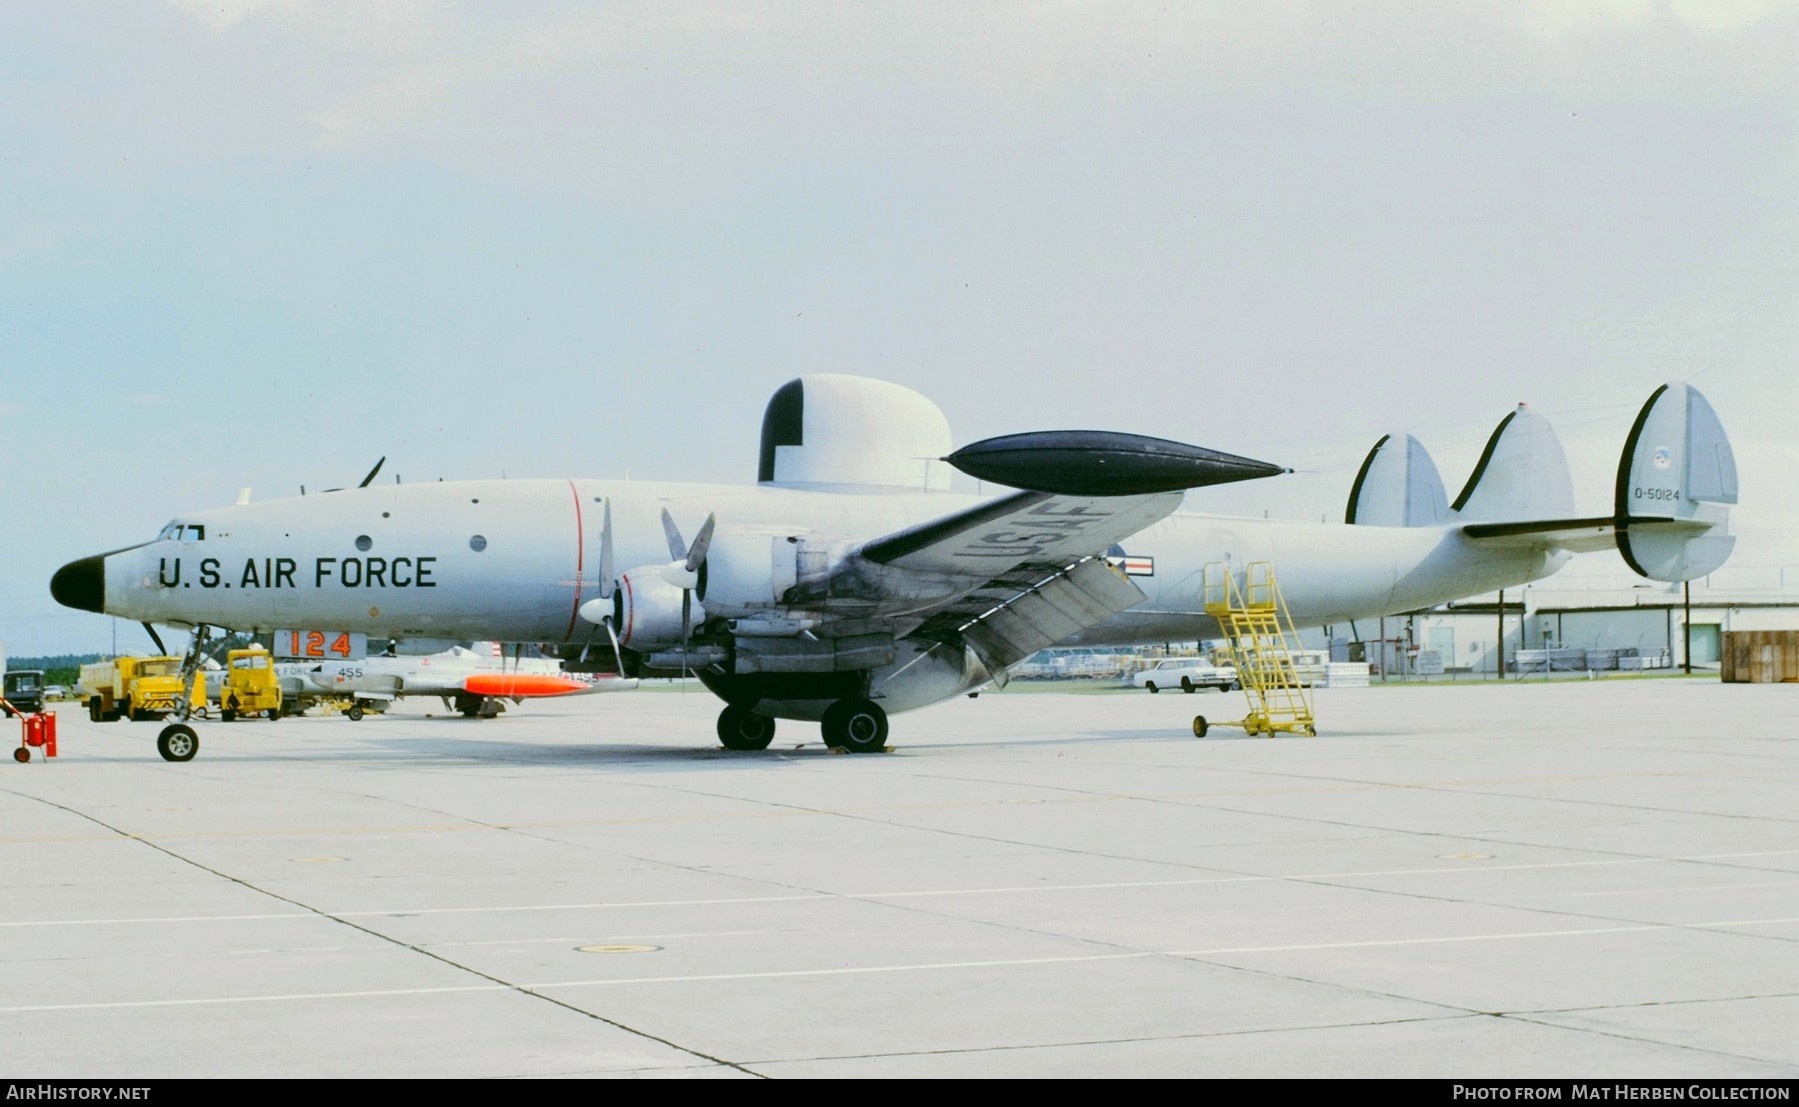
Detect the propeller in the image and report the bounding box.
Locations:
[659,507,716,679]
[575,503,715,679]
[576,500,631,681]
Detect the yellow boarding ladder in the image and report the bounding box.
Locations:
[1194,561,1317,738]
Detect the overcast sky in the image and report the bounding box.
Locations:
[3,1,1794,657]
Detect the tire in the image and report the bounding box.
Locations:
[717,705,776,751]
[221,709,237,723]
[1192,716,1209,738]
[157,724,199,762]
[1145,682,1159,693]
[89,697,103,723]
[822,698,888,754]
[1181,677,1195,693]
[13,746,30,763]
[347,703,364,722]
[266,707,279,721]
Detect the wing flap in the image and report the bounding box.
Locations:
[957,556,1147,671]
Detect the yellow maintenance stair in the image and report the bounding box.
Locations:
[1194,560,1317,738]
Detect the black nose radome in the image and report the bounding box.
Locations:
[51,556,105,613]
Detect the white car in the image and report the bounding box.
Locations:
[1130,658,1239,693]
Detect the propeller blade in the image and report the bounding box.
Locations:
[660,507,686,562]
[601,617,628,681]
[358,457,386,488]
[598,500,615,600]
[684,512,716,573]
[142,622,168,655]
[680,590,691,678]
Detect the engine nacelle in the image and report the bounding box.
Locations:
[697,529,797,617]
[615,567,705,649]
[699,529,862,616]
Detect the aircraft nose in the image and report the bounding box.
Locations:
[50,556,106,613]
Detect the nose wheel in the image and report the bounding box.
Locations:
[821,698,888,753]
[157,723,199,762]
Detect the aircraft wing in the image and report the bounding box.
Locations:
[833,489,1186,672]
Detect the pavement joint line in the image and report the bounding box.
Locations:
[12,913,1799,1015]
[9,851,1799,929]
[1164,916,1799,956]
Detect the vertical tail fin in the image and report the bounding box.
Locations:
[1615,383,1737,580]
[1449,404,1575,523]
[1345,434,1449,526]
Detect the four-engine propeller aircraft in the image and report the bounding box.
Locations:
[277,640,636,720]
[50,374,1737,760]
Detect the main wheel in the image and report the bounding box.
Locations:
[1181,677,1195,693]
[157,724,199,762]
[347,703,365,721]
[717,705,776,751]
[822,698,888,754]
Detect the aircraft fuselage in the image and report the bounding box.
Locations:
[58,477,1566,648]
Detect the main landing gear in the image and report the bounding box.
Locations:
[717,705,776,751]
[821,698,888,754]
[712,698,890,753]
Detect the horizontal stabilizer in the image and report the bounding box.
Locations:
[1345,433,1448,526]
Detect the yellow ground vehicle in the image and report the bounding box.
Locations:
[218,647,283,721]
[77,656,202,722]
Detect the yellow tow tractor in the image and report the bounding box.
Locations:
[218,646,283,721]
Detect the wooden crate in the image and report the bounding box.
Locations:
[1721,630,1799,683]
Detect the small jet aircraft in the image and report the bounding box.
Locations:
[276,641,636,720]
[51,374,1736,759]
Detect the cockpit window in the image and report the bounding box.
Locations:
[158,522,204,541]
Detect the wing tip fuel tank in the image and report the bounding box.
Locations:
[945,431,1287,496]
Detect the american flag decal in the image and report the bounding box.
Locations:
[1108,554,1154,577]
